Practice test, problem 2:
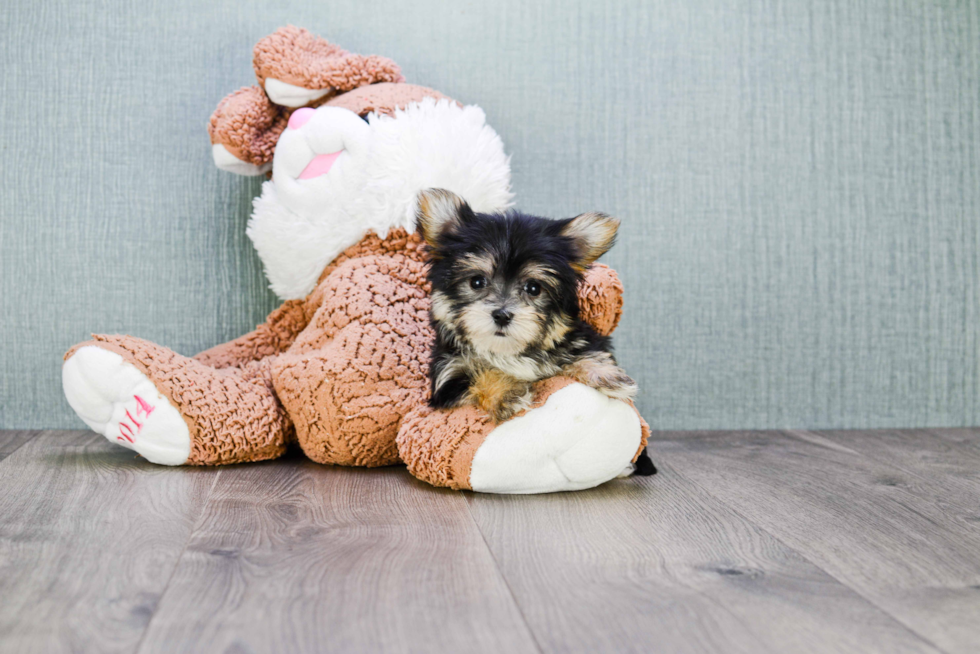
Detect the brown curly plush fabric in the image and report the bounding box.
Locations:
[253,26,404,93]
[323,83,452,118]
[272,251,433,467]
[577,263,624,336]
[195,299,309,370]
[207,86,288,166]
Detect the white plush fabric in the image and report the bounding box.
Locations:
[248,98,513,300]
[62,346,190,466]
[211,144,271,176]
[469,383,641,494]
[263,78,332,108]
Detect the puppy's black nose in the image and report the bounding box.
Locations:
[491,308,513,328]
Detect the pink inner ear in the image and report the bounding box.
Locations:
[298,151,343,179]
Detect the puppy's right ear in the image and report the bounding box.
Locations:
[559,212,620,272]
[416,188,467,250]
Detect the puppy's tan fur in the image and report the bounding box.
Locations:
[465,369,534,423]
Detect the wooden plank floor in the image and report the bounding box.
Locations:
[0,429,977,654]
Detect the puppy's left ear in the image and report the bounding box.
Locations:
[560,212,620,271]
[416,188,468,250]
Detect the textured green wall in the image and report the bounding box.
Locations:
[2,0,978,429]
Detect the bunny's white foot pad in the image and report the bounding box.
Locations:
[469,383,641,494]
[62,346,190,465]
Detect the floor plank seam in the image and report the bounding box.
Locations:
[657,460,952,654]
[782,429,862,456]
[131,468,224,654]
[0,430,40,465]
[464,497,546,654]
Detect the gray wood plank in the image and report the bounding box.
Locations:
[465,464,938,654]
[137,460,539,654]
[0,430,217,654]
[0,430,37,462]
[657,430,980,654]
[797,429,980,512]
[925,428,980,459]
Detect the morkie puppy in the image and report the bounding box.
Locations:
[417,188,655,475]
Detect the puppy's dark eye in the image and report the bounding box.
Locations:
[470,276,488,290]
[524,280,541,297]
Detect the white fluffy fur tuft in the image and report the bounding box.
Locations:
[248,98,513,300]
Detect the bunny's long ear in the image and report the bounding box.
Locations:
[416,188,470,250]
[559,212,620,271]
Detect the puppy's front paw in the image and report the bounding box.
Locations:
[592,372,638,401]
[563,353,638,402]
[468,370,532,424]
[486,392,534,424]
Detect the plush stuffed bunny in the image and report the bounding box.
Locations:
[62,27,648,494]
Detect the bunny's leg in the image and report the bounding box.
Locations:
[63,335,291,466]
[397,377,650,494]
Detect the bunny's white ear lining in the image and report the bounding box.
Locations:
[263,78,332,107]
[211,144,271,176]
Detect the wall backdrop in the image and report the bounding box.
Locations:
[2,0,978,430]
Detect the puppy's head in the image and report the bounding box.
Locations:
[416,188,618,356]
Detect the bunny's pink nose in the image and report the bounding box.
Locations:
[288,107,315,130]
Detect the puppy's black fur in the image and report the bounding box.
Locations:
[416,189,655,476]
